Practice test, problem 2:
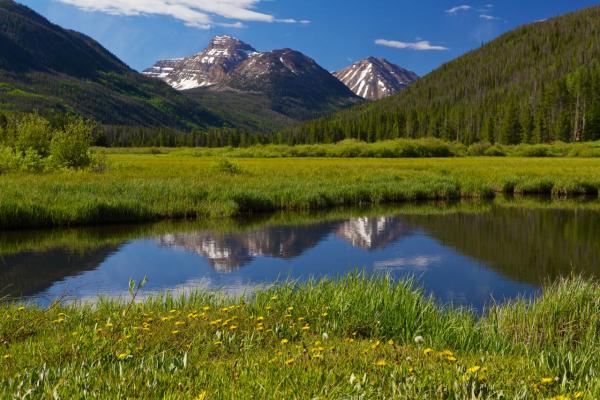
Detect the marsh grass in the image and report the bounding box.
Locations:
[2,155,600,229]
[1,274,598,398]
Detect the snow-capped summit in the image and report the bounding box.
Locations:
[334,57,418,100]
[143,36,257,90]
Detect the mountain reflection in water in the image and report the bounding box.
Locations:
[1,203,599,311]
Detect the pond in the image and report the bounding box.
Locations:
[2,199,599,312]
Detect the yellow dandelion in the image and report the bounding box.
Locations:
[297,317,305,322]
[202,306,210,312]
[270,295,278,301]
[423,348,434,356]
[116,352,130,360]
[375,359,387,367]
[284,314,292,318]
[387,340,395,346]
[284,358,295,366]
[105,322,114,328]
[440,350,454,357]
[256,326,264,332]
[446,356,458,363]
[408,367,414,374]
[210,319,222,326]
[301,324,310,331]
[197,391,207,400]
[467,366,481,374]
[321,312,328,317]
[17,306,25,311]
[175,321,186,326]
[256,316,265,322]
[52,318,65,324]
[169,309,178,314]
[229,325,238,331]
[287,306,294,312]
[371,340,381,349]
[541,377,555,385]
[171,330,180,335]
[281,339,289,345]
[574,392,584,399]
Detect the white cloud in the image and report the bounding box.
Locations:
[55,0,308,29]
[479,14,500,21]
[375,39,448,51]
[445,5,472,14]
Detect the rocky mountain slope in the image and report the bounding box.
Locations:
[145,36,360,123]
[334,57,418,100]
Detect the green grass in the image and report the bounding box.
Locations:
[1,274,598,399]
[2,154,600,229]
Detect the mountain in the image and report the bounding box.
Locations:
[284,5,600,144]
[0,0,222,129]
[144,36,257,90]
[144,36,361,125]
[333,58,418,100]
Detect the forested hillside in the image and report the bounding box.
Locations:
[280,5,600,145]
[0,0,222,130]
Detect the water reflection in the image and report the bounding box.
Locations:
[1,201,598,311]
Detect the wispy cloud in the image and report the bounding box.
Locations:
[55,0,309,29]
[479,14,501,21]
[375,39,448,51]
[445,5,472,14]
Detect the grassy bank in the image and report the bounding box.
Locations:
[2,155,600,229]
[1,275,598,398]
[105,139,600,158]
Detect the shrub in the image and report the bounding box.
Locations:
[213,158,244,174]
[14,113,52,157]
[483,145,506,157]
[50,119,94,168]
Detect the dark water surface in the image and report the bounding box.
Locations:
[2,200,599,311]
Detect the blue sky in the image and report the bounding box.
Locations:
[18,0,600,75]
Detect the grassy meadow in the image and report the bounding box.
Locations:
[1,152,600,229]
[1,274,598,399]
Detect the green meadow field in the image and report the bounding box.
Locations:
[2,275,597,399]
[1,152,600,229]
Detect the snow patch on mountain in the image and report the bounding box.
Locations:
[334,58,418,100]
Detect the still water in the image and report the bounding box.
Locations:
[1,200,599,311]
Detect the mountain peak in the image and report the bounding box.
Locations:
[334,58,418,100]
[143,35,257,90]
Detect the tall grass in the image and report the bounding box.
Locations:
[1,274,598,398]
[2,155,600,229]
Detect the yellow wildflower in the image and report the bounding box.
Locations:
[287,306,294,312]
[105,322,114,328]
[321,312,328,317]
[169,309,178,314]
[301,324,310,331]
[270,295,278,301]
[197,391,207,400]
[375,359,387,367]
[467,366,481,374]
[281,339,289,345]
[3,354,11,360]
[17,307,25,311]
[574,392,584,399]
[541,377,555,385]
[446,356,458,363]
[423,348,434,356]
[202,306,210,312]
[116,352,130,360]
[371,340,381,349]
[387,340,395,346]
[284,358,294,366]
[175,321,186,326]
[229,325,238,331]
[440,350,454,357]
[256,316,265,322]
[171,330,180,335]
